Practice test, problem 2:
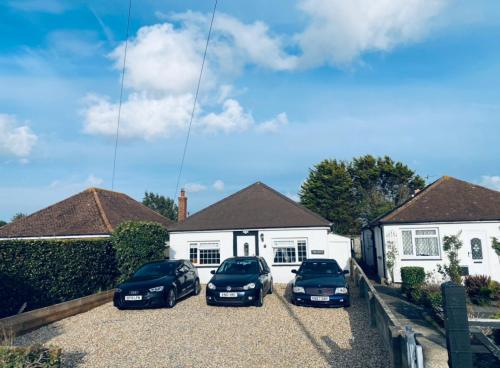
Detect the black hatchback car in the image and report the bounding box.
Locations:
[291,259,350,307]
[206,257,273,307]
[114,260,200,309]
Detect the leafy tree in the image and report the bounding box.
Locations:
[142,192,178,221]
[300,155,425,235]
[300,160,359,235]
[0,220,6,227]
[112,221,168,282]
[437,235,463,284]
[11,213,26,222]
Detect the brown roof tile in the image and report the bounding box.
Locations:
[170,182,330,232]
[0,188,174,238]
[374,176,500,225]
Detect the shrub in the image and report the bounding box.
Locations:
[0,346,61,367]
[464,275,492,305]
[418,284,444,322]
[112,221,168,283]
[0,239,118,318]
[437,235,463,284]
[401,266,425,298]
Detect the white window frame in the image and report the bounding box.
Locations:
[272,238,308,265]
[189,241,221,266]
[399,228,441,260]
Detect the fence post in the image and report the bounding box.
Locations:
[389,326,404,368]
[441,282,472,368]
[367,291,376,328]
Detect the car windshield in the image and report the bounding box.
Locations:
[134,262,176,278]
[217,259,260,275]
[298,261,341,275]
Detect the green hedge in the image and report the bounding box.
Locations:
[0,346,61,367]
[112,221,168,283]
[400,266,426,296]
[0,239,118,318]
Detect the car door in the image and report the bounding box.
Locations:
[183,261,196,292]
[175,262,189,296]
[259,259,270,293]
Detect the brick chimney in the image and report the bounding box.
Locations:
[178,189,187,222]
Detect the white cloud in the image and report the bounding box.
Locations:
[82,12,291,140]
[286,192,300,202]
[295,0,449,67]
[85,174,104,187]
[0,114,38,158]
[184,182,207,193]
[479,176,500,191]
[213,180,225,192]
[255,112,288,133]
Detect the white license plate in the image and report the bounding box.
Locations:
[219,292,238,298]
[124,295,142,301]
[311,296,329,302]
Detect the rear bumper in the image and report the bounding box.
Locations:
[292,293,350,307]
[113,291,165,309]
[206,288,259,306]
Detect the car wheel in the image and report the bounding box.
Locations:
[343,301,351,308]
[255,288,264,307]
[193,279,201,296]
[268,282,273,294]
[166,288,176,308]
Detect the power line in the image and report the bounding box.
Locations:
[111,0,132,190]
[174,0,218,199]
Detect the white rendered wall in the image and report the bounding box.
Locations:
[378,222,500,283]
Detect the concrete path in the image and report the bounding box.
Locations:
[373,284,449,368]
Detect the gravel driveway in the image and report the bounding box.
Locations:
[15,285,388,368]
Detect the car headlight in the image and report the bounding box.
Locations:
[149,286,164,292]
[243,283,256,290]
[293,286,305,293]
[335,287,348,294]
[208,282,216,290]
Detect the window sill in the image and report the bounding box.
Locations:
[400,257,442,261]
[193,265,219,268]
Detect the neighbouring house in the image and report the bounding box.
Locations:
[169,182,351,283]
[361,176,500,283]
[0,187,174,240]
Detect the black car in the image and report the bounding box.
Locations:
[114,260,200,309]
[291,259,350,307]
[206,257,273,307]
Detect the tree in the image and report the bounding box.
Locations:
[142,192,178,221]
[0,220,6,227]
[299,155,425,235]
[11,213,27,222]
[112,221,168,282]
[300,160,359,235]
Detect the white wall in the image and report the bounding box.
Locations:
[378,222,500,283]
[170,227,351,284]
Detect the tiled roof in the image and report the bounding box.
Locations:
[372,176,500,225]
[0,188,174,238]
[170,182,330,232]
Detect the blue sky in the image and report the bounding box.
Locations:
[1,0,500,221]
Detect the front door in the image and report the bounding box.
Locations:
[237,236,257,257]
[464,232,489,276]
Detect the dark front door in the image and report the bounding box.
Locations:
[233,231,259,257]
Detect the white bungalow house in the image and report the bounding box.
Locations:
[169,182,351,283]
[361,176,500,283]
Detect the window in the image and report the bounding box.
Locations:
[189,242,220,265]
[273,239,308,264]
[471,238,483,260]
[400,229,440,258]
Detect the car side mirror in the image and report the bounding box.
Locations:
[210,270,216,275]
[291,269,297,274]
[343,270,349,275]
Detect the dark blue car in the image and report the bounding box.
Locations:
[291,259,350,307]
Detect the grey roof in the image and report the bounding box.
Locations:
[170,182,330,232]
[371,176,500,225]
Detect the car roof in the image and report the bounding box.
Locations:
[302,258,338,263]
[224,256,261,261]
